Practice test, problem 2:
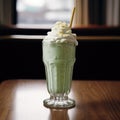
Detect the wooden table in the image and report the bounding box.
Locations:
[0,80,120,120]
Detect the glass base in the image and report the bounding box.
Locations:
[43,95,75,109]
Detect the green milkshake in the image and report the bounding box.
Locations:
[43,21,78,109]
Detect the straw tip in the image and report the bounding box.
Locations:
[69,7,76,28]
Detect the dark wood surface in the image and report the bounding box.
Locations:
[0,80,120,120]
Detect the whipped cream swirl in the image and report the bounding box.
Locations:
[43,21,78,46]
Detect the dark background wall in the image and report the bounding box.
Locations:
[0,38,120,82]
[74,40,120,80]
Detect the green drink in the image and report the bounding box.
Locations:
[43,21,78,109]
[43,43,75,94]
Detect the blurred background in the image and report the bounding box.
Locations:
[16,0,73,25]
[0,0,120,26]
[0,0,120,82]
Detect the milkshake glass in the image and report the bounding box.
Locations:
[42,21,78,109]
